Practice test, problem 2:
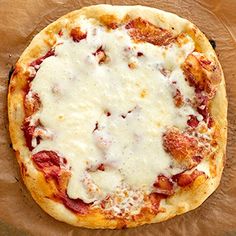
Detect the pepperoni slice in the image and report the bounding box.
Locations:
[125,18,174,46]
[172,169,205,187]
[153,175,174,195]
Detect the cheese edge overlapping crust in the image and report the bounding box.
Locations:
[8,5,227,229]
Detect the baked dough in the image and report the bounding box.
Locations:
[8,5,227,229]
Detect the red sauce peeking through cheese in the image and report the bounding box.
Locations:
[53,192,90,214]
[32,150,61,184]
[32,150,91,213]
[21,121,36,151]
[30,49,55,68]
[32,150,60,169]
[187,115,199,128]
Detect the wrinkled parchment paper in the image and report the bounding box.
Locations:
[0,0,236,235]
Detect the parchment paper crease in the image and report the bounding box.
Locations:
[0,0,236,235]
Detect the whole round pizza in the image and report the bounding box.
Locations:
[8,5,227,229]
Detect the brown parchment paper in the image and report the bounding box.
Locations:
[0,0,236,235]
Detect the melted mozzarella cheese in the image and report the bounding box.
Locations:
[30,18,195,203]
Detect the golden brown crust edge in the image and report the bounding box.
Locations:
[8,5,227,229]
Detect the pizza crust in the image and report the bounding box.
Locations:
[8,5,227,229]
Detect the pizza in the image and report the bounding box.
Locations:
[8,5,227,229]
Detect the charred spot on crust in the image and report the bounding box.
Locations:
[8,66,15,84]
[14,177,19,182]
[8,66,21,89]
[121,224,127,229]
[209,39,216,50]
